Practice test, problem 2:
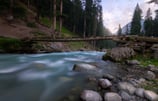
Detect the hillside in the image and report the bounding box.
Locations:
[0,5,94,53]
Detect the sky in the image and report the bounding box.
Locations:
[101,0,157,33]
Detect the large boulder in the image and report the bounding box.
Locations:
[103,47,135,62]
[144,90,158,101]
[73,63,98,72]
[80,90,102,101]
[104,92,122,101]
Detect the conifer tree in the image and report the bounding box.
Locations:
[130,4,142,35]
[144,8,153,36]
[153,10,158,37]
[117,24,122,35]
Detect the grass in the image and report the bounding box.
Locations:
[31,31,46,37]
[39,17,52,28]
[132,54,158,67]
[27,22,37,28]
[0,37,23,52]
[141,79,158,93]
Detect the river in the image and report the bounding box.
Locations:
[0,51,120,101]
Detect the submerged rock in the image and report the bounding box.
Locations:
[102,74,115,81]
[103,47,135,62]
[104,92,122,101]
[80,90,102,101]
[73,63,98,72]
[118,82,136,95]
[144,90,158,101]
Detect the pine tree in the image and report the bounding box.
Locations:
[117,24,122,35]
[130,4,142,35]
[126,24,129,35]
[153,10,158,37]
[144,8,153,36]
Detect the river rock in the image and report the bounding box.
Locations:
[146,71,156,80]
[80,90,102,101]
[103,74,115,80]
[103,47,135,62]
[135,88,144,98]
[151,44,158,59]
[148,65,158,72]
[126,60,140,65]
[104,92,122,101]
[118,82,136,95]
[119,91,132,101]
[144,90,158,101]
[98,79,112,89]
[73,63,98,72]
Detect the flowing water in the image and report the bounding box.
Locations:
[0,51,120,101]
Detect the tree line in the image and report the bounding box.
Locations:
[118,3,158,37]
[0,0,108,38]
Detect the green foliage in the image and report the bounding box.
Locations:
[132,55,158,67]
[0,0,10,14]
[153,10,158,37]
[13,4,27,19]
[0,37,23,52]
[144,19,153,36]
[130,4,142,35]
[31,31,46,37]
[27,22,37,28]
[39,17,52,28]
[141,79,158,93]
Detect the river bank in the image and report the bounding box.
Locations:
[73,47,158,101]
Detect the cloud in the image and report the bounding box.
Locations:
[102,0,157,34]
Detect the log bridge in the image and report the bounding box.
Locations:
[29,35,158,43]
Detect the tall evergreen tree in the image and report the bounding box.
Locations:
[153,10,158,37]
[126,24,129,35]
[117,24,122,35]
[144,8,153,36]
[130,4,142,35]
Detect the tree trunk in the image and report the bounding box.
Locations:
[27,0,30,8]
[59,0,63,36]
[52,0,57,37]
[83,12,86,38]
[10,0,13,14]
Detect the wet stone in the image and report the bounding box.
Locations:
[98,79,112,89]
[102,74,115,81]
[80,90,102,101]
